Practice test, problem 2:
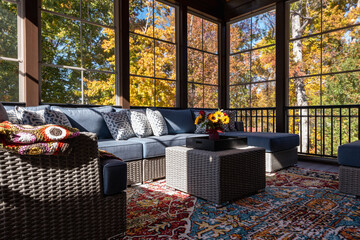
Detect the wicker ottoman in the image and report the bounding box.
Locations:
[165,146,266,204]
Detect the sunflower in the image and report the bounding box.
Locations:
[195,116,200,125]
[214,111,223,120]
[208,113,218,123]
[221,115,230,124]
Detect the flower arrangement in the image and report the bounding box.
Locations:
[195,110,230,140]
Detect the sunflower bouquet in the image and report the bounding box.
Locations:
[194,110,230,140]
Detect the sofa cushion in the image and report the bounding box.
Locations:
[102,110,135,140]
[338,140,360,167]
[128,133,207,158]
[127,110,153,138]
[223,132,299,152]
[52,106,113,139]
[158,109,195,134]
[146,108,168,136]
[0,103,8,122]
[101,159,127,195]
[98,139,143,161]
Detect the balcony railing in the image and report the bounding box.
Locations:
[233,108,276,133]
[233,105,360,158]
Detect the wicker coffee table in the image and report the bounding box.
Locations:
[165,146,266,204]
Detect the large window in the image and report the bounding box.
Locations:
[289,0,360,106]
[228,9,276,108]
[0,0,22,102]
[187,13,219,108]
[129,0,177,107]
[41,0,116,105]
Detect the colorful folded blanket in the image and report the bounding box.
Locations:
[0,121,80,155]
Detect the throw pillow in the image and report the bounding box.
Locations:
[6,110,20,124]
[44,108,72,127]
[146,108,168,136]
[15,106,46,126]
[0,103,8,122]
[102,111,136,140]
[223,110,237,131]
[127,110,153,138]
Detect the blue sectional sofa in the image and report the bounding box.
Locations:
[4,105,300,195]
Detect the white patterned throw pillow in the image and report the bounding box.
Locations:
[15,106,46,126]
[44,108,72,127]
[102,111,136,140]
[6,109,20,124]
[146,108,168,136]
[127,110,153,138]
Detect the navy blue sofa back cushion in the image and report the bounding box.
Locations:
[158,108,195,134]
[52,106,113,139]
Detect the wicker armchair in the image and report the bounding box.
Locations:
[0,132,126,240]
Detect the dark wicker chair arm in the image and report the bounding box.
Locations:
[0,132,126,239]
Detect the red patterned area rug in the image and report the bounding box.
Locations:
[122,167,360,239]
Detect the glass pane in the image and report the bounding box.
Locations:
[155,41,176,80]
[229,53,250,85]
[187,49,203,83]
[252,10,276,48]
[322,72,360,105]
[154,1,175,43]
[81,0,114,26]
[230,18,251,53]
[130,34,154,77]
[156,79,176,107]
[0,1,17,58]
[83,72,115,105]
[0,60,19,102]
[289,76,320,106]
[130,76,154,107]
[203,19,218,54]
[41,12,81,66]
[251,46,276,82]
[188,83,203,108]
[42,0,81,18]
[187,14,202,50]
[289,36,321,78]
[323,0,360,31]
[204,85,218,108]
[251,82,276,108]
[83,24,115,71]
[290,0,322,39]
[229,85,250,108]
[129,0,154,37]
[204,53,218,85]
[41,66,82,104]
[322,26,360,74]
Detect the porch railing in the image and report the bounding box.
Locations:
[233,105,360,158]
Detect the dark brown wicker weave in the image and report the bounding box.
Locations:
[339,165,360,196]
[0,132,126,240]
[166,146,266,204]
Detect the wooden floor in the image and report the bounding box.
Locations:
[296,160,339,173]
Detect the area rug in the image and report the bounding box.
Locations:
[123,167,360,239]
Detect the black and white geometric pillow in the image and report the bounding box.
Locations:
[194,111,210,134]
[127,110,153,138]
[222,110,232,132]
[44,108,72,127]
[6,110,20,124]
[225,110,237,131]
[146,108,168,136]
[102,111,136,140]
[15,106,46,126]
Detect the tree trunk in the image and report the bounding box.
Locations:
[292,10,309,153]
